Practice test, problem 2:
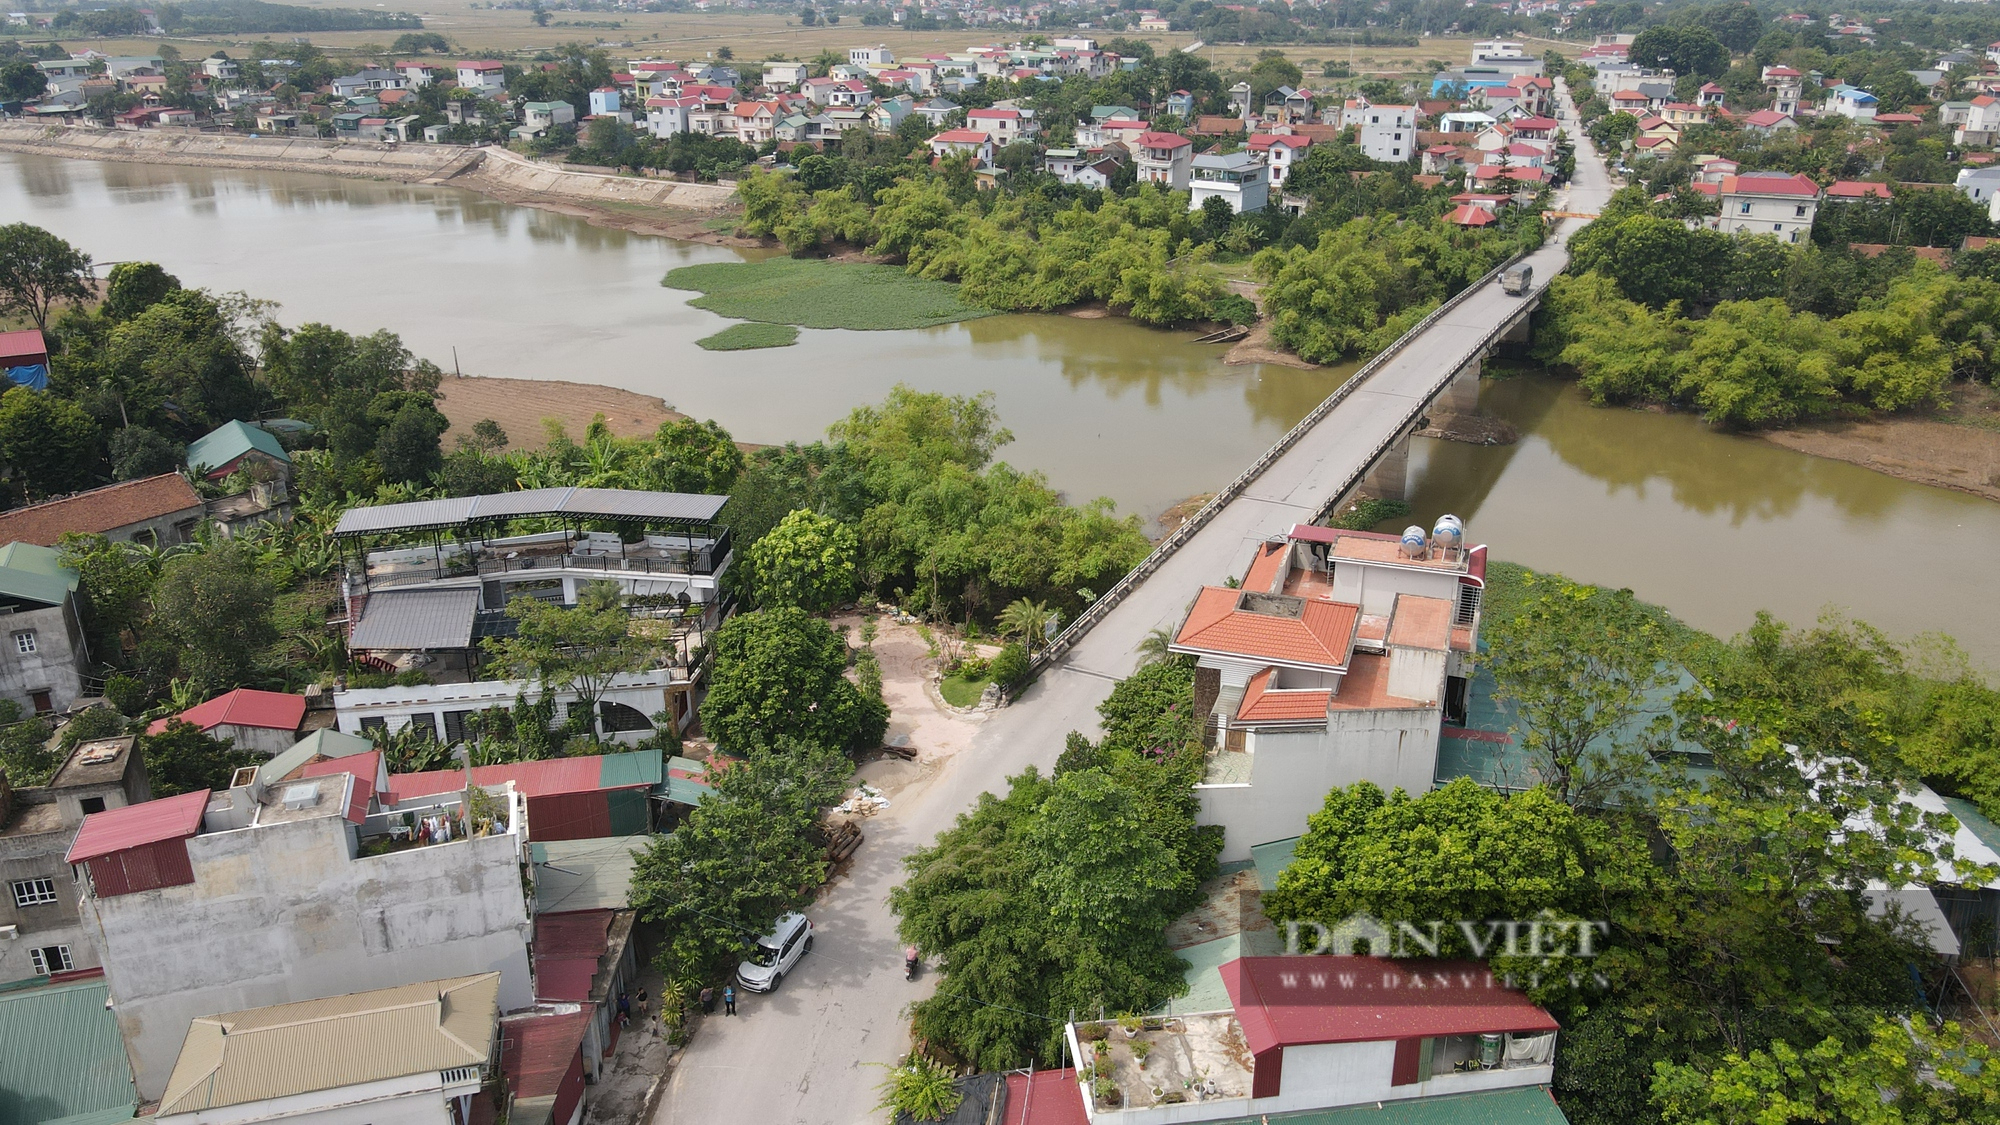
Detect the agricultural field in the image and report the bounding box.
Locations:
[4,6,1559,85]
[665,257,997,331]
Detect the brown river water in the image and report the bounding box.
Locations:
[5,153,1994,669]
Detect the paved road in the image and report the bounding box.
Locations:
[653,81,1614,1125]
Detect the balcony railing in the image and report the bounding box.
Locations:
[360,527,733,591]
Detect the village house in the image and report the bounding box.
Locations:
[200,55,238,82]
[1354,103,1417,163]
[0,542,91,716]
[1711,170,1821,242]
[1956,95,2000,147]
[1188,151,1270,215]
[455,60,507,93]
[929,127,995,165]
[1828,84,1879,120]
[1170,522,1484,862]
[1019,957,1560,1125]
[1742,108,1798,137]
[0,472,204,549]
[646,94,700,136]
[966,105,1038,144]
[1,735,149,985]
[1956,167,2000,221]
[147,687,308,753]
[394,60,439,87]
[1132,130,1193,190]
[911,96,959,127]
[150,973,501,1125]
[330,68,406,100]
[1762,64,1804,115]
[71,764,533,1100]
[1246,132,1311,187]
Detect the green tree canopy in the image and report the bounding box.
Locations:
[0,223,92,333]
[700,607,887,754]
[145,544,277,691]
[747,508,859,612]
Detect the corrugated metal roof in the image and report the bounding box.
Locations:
[66,788,209,863]
[185,420,290,475]
[531,837,650,913]
[147,688,306,736]
[157,973,501,1116]
[391,750,662,804]
[0,540,80,608]
[290,728,377,760]
[664,756,714,806]
[332,487,728,537]
[0,978,137,1125]
[347,587,480,651]
[501,1011,590,1100]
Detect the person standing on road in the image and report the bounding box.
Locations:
[723,985,737,1016]
[700,986,715,1013]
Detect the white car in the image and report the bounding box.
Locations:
[736,912,814,993]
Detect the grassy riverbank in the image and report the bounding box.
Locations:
[665,257,996,331]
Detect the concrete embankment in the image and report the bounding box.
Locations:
[0,120,482,181]
[0,123,740,226]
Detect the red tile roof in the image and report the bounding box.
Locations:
[1002,1068,1089,1125]
[930,128,989,144]
[968,107,1021,119]
[66,788,209,863]
[148,688,306,736]
[1136,130,1191,150]
[1236,668,1330,722]
[1722,170,1820,197]
[1827,180,1893,199]
[0,472,202,547]
[1744,109,1794,127]
[1174,586,1357,669]
[1221,956,1560,1050]
[1446,204,1500,226]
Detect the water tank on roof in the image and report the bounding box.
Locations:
[1400,526,1429,559]
[1432,513,1464,551]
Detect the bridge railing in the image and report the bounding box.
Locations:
[1032,250,1529,672]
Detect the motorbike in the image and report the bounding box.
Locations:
[904,945,921,981]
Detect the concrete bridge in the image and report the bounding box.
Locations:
[655,80,1619,1125]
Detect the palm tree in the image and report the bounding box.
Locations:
[1136,626,1176,666]
[998,598,1058,651]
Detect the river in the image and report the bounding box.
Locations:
[5,152,1996,669]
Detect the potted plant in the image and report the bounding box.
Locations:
[1118,1014,1144,1039]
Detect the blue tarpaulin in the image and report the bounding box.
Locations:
[4,364,48,390]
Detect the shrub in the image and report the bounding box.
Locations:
[990,642,1031,688]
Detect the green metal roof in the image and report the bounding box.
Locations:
[1208,1087,1568,1125]
[597,749,664,791]
[530,836,652,913]
[1160,933,1240,1016]
[1251,836,1301,892]
[185,420,289,474]
[1943,795,2000,855]
[664,755,714,805]
[0,540,79,608]
[0,978,137,1125]
[291,728,377,759]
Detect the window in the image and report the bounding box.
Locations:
[1738,202,1752,214]
[12,631,34,654]
[11,878,58,907]
[1794,204,1808,217]
[80,797,105,815]
[29,945,72,975]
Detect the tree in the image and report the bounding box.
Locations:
[0,700,60,787]
[997,598,1058,651]
[482,597,652,740]
[141,721,264,797]
[100,262,181,322]
[747,508,858,612]
[0,61,49,103]
[630,738,849,979]
[1482,574,1683,805]
[876,1055,963,1123]
[1566,213,1730,308]
[1652,1017,2000,1125]
[0,223,93,334]
[701,608,886,754]
[108,426,184,481]
[647,416,743,494]
[1629,24,1730,82]
[57,532,161,661]
[147,545,277,691]
[374,398,448,483]
[0,386,101,499]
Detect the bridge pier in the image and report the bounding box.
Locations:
[1362,433,1410,502]
[1439,358,1482,416]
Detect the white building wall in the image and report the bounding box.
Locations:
[86,805,532,1101]
[1328,564,1459,618]
[1715,195,1817,242]
[1198,707,1441,862]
